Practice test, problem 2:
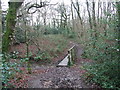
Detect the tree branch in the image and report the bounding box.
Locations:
[27,2,47,14]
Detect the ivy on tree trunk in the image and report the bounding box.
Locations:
[2,1,23,53]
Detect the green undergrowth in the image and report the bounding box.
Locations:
[39,35,69,58]
[81,16,120,89]
[2,54,29,88]
[82,31,120,89]
[2,34,71,88]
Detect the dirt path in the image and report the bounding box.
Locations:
[26,43,97,88]
[27,65,91,88]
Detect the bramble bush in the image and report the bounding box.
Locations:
[82,17,120,89]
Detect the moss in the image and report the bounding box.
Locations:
[2,2,23,53]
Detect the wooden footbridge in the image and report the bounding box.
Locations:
[58,45,77,67]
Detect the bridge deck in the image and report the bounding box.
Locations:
[58,55,69,66]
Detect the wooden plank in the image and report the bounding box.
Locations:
[57,55,69,66]
[68,45,75,51]
[57,45,76,67]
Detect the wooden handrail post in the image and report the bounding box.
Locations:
[68,45,76,66]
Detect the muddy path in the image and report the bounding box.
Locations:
[26,42,98,88]
[27,44,96,88]
[27,66,90,88]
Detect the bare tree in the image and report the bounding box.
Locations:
[97,0,100,24]
[39,7,48,26]
[92,0,97,48]
[71,0,85,38]
[86,0,92,30]
[71,0,83,25]
[2,0,48,53]
[102,2,112,36]
[56,3,69,28]
[92,0,96,30]
[100,2,103,23]
[71,3,75,31]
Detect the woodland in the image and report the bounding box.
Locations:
[0,0,120,89]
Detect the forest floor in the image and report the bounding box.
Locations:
[25,43,99,88]
[9,35,100,88]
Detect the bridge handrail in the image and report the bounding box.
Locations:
[68,45,76,66]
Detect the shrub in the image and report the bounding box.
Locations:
[82,32,120,89]
[2,54,26,88]
[34,51,51,62]
[14,27,26,43]
[43,27,62,35]
[82,15,119,88]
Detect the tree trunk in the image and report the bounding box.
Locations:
[97,0,100,24]
[71,0,83,38]
[103,2,107,36]
[100,2,103,25]
[43,11,47,26]
[116,2,120,55]
[92,1,96,29]
[0,0,2,54]
[86,0,92,30]
[71,3,74,31]
[2,1,24,53]
[92,0,97,48]
[104,2,111,36]
[71,0,83,25]
[53,18,56,28]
